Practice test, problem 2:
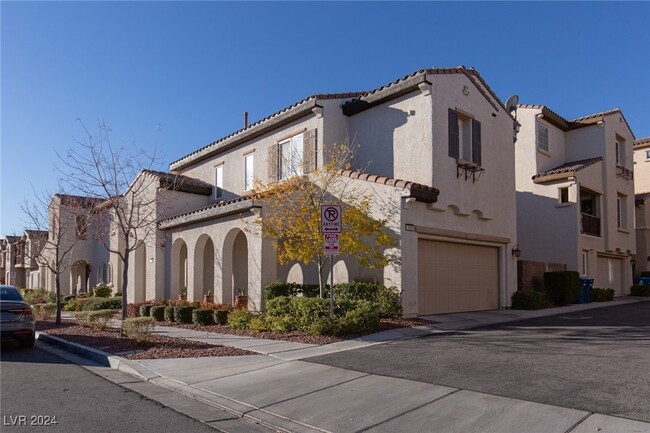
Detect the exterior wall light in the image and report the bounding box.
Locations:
[405,224,415,232]
[511,244,522,258]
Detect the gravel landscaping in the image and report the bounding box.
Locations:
[36,320,256,360]
[36,316,431,360]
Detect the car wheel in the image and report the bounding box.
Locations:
[20,334,35,348]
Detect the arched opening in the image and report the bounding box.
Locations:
[134,243,147,301]
[287,262,304,284]
[193,234,215,300]
[222,229,248,305]
[70,261,89,295]
[170,239,188,299]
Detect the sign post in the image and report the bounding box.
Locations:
[321,205,341,317]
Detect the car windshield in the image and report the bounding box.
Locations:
[0,287,24,301]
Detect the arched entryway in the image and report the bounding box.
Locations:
[222,229,248,305]
[134,243,147,301]
[194,234,215,299]
[170,238,188,299]
[70,260,90,295]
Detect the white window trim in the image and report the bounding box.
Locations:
[244,152,254,191]
[215,164,224,199]
[279,133,304,180]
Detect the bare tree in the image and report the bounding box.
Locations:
[58,119,166,320]
[22,191,92,325]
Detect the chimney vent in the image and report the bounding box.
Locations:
[244,112,249,129]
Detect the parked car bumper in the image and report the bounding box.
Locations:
[0,321,35,342]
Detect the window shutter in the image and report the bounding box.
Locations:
[303,129,317,173]
[472,118,481,166]
[267,143,279,182]
[448,108,459,159]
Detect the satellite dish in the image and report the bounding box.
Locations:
[505,95,519,112]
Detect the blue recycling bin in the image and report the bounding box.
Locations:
[578,277,593,304]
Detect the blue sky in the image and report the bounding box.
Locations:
[2,1,649,235]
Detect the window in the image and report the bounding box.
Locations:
[537,123,549,152]
[645,150,650,160]
[279,133,304,179]
[559,187,569,204]
[448,108,481,165]
[615,136,626,166]
[215,164,223,199]
[580,189,601,237]
[244,153,254,191]
[582,251,588,276]
[617,194,627,229]
[76,215,87,240]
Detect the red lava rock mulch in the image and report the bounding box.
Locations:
[36,320,256,360]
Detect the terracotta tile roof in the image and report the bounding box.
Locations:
[635,192,650,202]
[142,169,213,196]
[158,196,253,229]
[169,92,366,170]
[343,66,514,121]
[169,65,515,171]
[54,194,106,208]
[517,105,635,139]
[634,137,650,149]
[338,170,439,203]
[533,157,603,180]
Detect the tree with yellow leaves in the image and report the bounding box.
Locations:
[252,142,398,298]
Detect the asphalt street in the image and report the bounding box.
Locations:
[0,344,260,433]
[308,301,650,423]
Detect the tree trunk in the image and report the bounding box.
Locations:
[55,273,61,326]
[121,249,130,321]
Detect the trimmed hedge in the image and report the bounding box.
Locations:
[544,271,580,305]
[591,288,615,302]
[227,308,255,329]
[192,308,214,326]
[93,285,112,298]
[264,281,320,301]
[33,303,57,320]
[140,305,153,317]
[631,285,650,296]
[214,309,229,325]
[81,297,122,311]
[174,305,195,324]
[164,306,175,322]
[149,305,166,321]
[511,291,546,310]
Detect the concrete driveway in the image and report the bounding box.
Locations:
[307,301,650,423]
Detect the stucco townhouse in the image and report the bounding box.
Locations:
[515,106,636,296]
[122,66,519,318]
[1,232,47,288]
[632,136,650,276]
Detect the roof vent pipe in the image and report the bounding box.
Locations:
[244,112,249,129]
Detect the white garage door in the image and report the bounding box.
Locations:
[596,256,624,297]
[418,239,500,315]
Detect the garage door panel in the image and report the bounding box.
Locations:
[596,256,624,297]
[418,240,499,315]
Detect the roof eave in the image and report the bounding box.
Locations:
[170,99,320,172]
[533,172,575,184]
[343,73,431,116]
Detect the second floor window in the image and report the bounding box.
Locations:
[537,123,549,153]
[448,108,481,166]
[244,153,254,191]
[280,133,304,180]
[76,215,87,240]
[215,164,223,199]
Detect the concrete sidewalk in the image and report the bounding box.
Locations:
[40,298,650,433]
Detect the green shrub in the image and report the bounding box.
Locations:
[544,271,580,305]
[93,285,112,298]
[140,304,153,317]
[227,308,255,329]
[114,291,122,297]
[248,315,270,332]
[21,288,54,305]
[77,292,92,299]
[81,297,122,311]
[631,285,650,296]
[32,303,57,320]
[307,316,340,336]
[337,300,380,335]
[264,281,320,301]
[62,297,78,311]
[62,294,76,303]
[122,317,156,343]
[164,306,175,322]
[192,308,214,325]
[511,290,547,310]
[591,288,615,302]
[265,296,294,316]
[213,309,230,325]
[85,309,118,330]
[290,297,330,330]
[173,305,195,324]
[149,305,166,321]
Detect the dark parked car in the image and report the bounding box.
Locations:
[0,285,36,347]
